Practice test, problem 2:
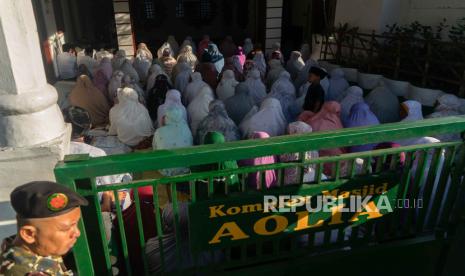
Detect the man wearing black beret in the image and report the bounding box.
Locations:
[303,66,328,113]
[0,181,88,275]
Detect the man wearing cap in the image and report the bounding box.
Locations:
[303,66,328,113]
[0,181,88,275]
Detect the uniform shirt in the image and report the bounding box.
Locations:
[0,236,73,276]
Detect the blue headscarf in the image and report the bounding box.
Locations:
[202,43,224,73]
[345,102,380,152]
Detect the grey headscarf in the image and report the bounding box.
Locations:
[365,86,400,123]
[195,100,241,145]
[224,83,256,125]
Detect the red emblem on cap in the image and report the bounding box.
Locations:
[47,193,68,211]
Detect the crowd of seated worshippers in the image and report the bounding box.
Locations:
[58,35,465,274]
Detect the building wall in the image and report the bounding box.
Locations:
[130,0,258,51]
[334,0,384,32]
[335,0,465,33]
[403,0,465,26]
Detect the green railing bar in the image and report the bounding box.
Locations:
[316,163,323,184]
[113,190,132,276]
[55,117,465,180]
[427,146,458,229]
[51,175,95,276]
[438,145,465,227]
[63,142,463,197]
[390,152,414,237]
[334,160,341,180]
[151,183,166,272]
[90,178,112,276]
[416,147,443,232]
[299,152,306,185]
[404,150,428,235]
[170,182,182,271]
[389,153,400,171]
[131,188,149,276]
[351,158,358,178]
[189,180,197,203]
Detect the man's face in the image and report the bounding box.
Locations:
[308,73,320,83]
[26,208,82,257]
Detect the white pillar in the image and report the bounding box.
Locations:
[0,0,67,147]
[113,0,135,56]
[0,0,71,239]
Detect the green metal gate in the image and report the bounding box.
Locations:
[55,116,465,275]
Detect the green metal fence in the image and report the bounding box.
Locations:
[55,116,465,275]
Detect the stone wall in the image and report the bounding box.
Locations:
[335,0,465,34]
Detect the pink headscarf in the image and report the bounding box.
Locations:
[299,102,346,175]
[241,132,277,189]
[301,101,344,132]
[235,46,246,67]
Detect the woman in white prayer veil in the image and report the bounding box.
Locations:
[232,55,243,75]
[266,59,285,89]
[243,38,254,56]
[133,50,152,83]
[280,121,321,185]
[183,72,209,105]
[153,107,193,177]
[216,70,239,101]
[253,51,267,78]
[427,94,463,141]
[395,101,427,146]
[176,45,198,72]
[224,83,256,126]
[267,71,297,122]
[120,59,140,83]
[109,87,154,147]
[187,88,215,135]
[340,86,365,124]
[180,36,196,53]
[167,35,179,57]
[327,68,350,101]
[157,89,188,127]
[195,100,241,145]
[112,50,127,71]
[244,69,267,106]
[286,51,305,81]
[123,74,146,104]
[136,43,153,61]
[146,64,171,92]
[174,62,193,95]
[428,94,463,118]
[108,70,124,105]
[157,42,174,60]
[240,98,287,138]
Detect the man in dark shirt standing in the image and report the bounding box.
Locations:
[303,66,328,113]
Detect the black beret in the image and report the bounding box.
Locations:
[309,66,328,79]
[10,181,88,219]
